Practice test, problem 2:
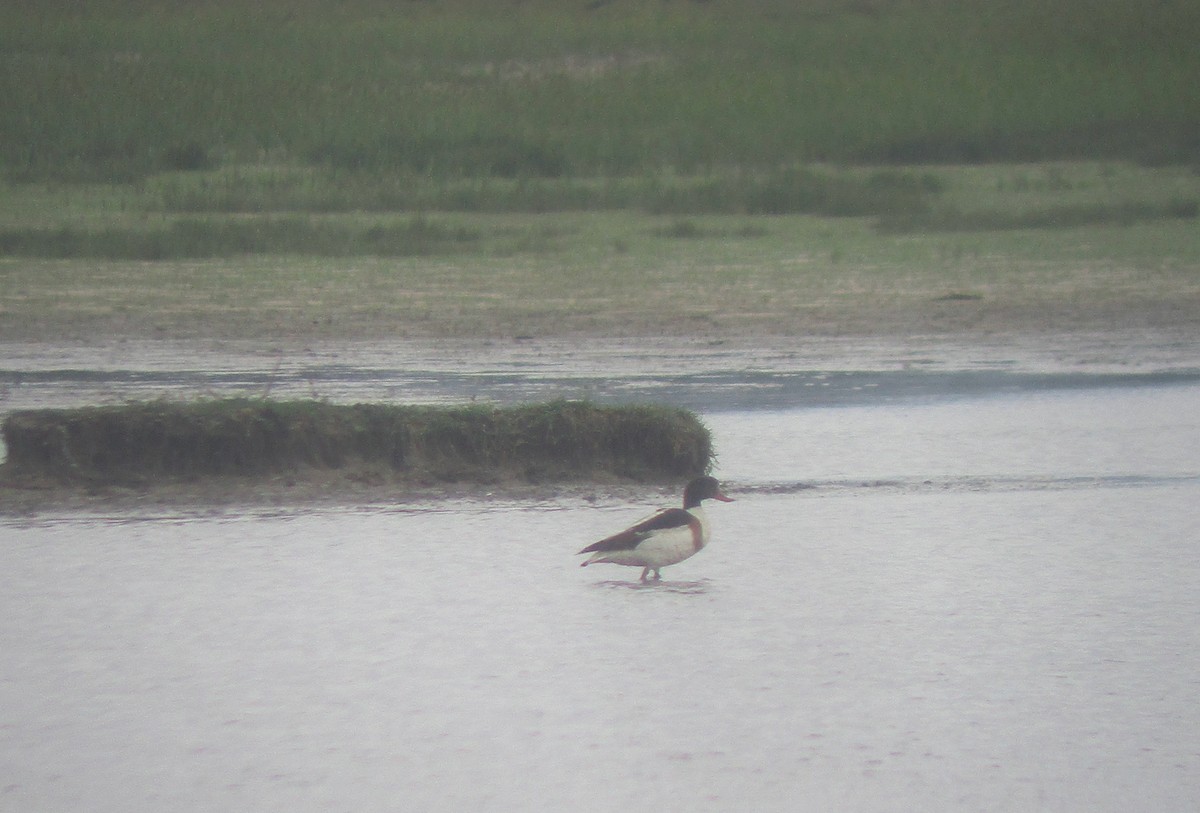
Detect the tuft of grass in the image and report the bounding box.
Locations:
[880,198,1199,233]
[0,215,479,259]
[146,165,945,217]
[1,399,714,485]
[652,218,771,240]
[643,168,941,217]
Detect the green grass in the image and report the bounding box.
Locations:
[3,0,1198,183]
[0,214,479,259]
[146,164,944,217]
[880,199,1199,233]
[0,162,1194,261]
[0,399,714,484]
[879,162,1200,231]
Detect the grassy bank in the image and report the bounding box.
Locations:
[0,399,714,487]
[3,0,1198,183]
[1,162,1197,341]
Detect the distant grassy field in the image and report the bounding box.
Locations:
[3,0,1198,181]
[1,1,1198,342]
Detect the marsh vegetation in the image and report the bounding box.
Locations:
[1,399,714,487]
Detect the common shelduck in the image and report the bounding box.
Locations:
[577,476,734,581]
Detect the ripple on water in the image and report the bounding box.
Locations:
[590,578,714,595]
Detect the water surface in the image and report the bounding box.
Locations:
[2,338,1199,811]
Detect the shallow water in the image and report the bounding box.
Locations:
[3,338,1200,811]
[3,332,1200,414]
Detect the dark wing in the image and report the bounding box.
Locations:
[577,508,694,554]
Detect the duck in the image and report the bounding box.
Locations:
[577,476,734,581]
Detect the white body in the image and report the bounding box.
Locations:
[581,507,710,570]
